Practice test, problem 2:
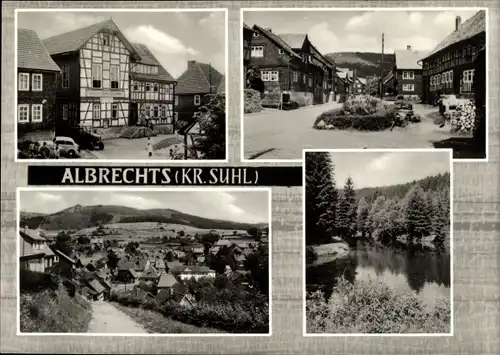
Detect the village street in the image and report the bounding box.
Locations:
[87,301,148,334]
[83,134,183,160]
[243,102,455,160]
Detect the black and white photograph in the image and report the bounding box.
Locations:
[17,188,270,335]
[304,149,452,335]
[242,8,487,161]
[15,9,227,161]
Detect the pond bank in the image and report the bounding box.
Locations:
[306,242,350,267]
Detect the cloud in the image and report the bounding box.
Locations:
[124,25,199,56]
[308,22,340,54]
[36,192,63,203]
[367,154,394,171]
[345,13,373,30]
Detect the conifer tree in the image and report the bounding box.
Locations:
[403,185,431,244]
[356,197,370,239]
[337,177,358,240]
[305,152,338,245]
[368,195,386,239]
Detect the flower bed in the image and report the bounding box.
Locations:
[449,101,476,134]
[314,96,396,131]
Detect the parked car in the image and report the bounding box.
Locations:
[55,125,104,151]
[394,96,413,110]
[39,136,81,158]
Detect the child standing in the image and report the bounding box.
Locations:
[146,138,153,158]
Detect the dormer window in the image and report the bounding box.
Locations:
[103,34,109,47]
[278,49,284,55]
[253,31,259,38]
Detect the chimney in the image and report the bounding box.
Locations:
[407,45,412,50]
[24,225,28,232]
[187,60,196,68]
[455,16,462,31]
[264,27,272,33]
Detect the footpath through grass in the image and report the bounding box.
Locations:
[306,278,450,334]
[112,303,226,334]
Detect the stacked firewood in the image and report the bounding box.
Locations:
[450,101,476,134]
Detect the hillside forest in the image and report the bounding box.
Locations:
[305,152,451,253]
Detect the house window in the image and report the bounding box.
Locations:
[308,75,313,87]
[133,83,139,91]
[153,104,159,118]
[293,71,298,82]
[402,71,414,80]
[175,95,179,105]
[278,49,284,55]
[154,83,159,92]
[32,104,43,122]
[463,69,475,83]
[18,73,29,91]
[62,104,69,120]
[32,74,43,91]
[93,103,101,120]
[402,84,414,92]
[250,46,264,58]
[161,105,166,117]
[111,104,118,119]
[253,31,259,37]
[194,95,201,106]
[62,64,70,89]
[103,34,109,46]
[146,83,151,92]
[92,63,102,88]
[303,74,306,84]
[174,112,178,121]
[261,70,278,82]
[18,104,29,123]
[110,65,119,89]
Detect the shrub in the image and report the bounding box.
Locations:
[306,277,450,334]
[20,269,60,293]
[244,89,263,114]
[313,96,396,131]
[20,285,92,333]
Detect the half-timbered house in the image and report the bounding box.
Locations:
[420,10,486,104]
[128,43,176,133]
[43,19,140,135]
[243,23,254,80]
[247,25,335,107]
[17,28,61,136]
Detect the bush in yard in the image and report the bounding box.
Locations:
[306,277,450,334]
[20,284,92,333]
[313,95,396,131]
[244,89,263,114]
[20,269,60,293]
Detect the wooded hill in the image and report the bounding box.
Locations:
[325,52,395,78]
[20,204,266,231]
[355,172,451,205]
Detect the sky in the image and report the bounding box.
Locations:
[19,190,269,224]
[244,9,479,53]
[325,151,450,189]
[17,10,226,78]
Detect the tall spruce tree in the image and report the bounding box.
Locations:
[356,197,370,239]
[305,152,338,245]
[368,195,387,239]
[337,177,358,240]
[403,185,432,244]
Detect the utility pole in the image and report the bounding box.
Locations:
[380,33,385,99]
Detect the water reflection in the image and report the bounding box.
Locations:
[306,242,451,303]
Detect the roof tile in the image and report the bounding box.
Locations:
[17,29,61,72]
[176,61,223,95]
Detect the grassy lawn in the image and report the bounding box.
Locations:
[112,303,226,334]
[306,278,451,334]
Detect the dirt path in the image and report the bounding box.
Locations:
[87,301,148,334]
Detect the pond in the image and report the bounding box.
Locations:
[306,242,451,306]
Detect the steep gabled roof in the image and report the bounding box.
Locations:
[130,43,175,82]
[43,19,138,57]
[243,23,252,31]
[252,25,301,60]
[17,29,61,72]
[141,264,159,279]
[357,77,367,85]
[87,278,106,294]
[424,10,486,59]
[277,33,307,49]
[394,49,426,70]
[157,272,177,288]
[176,61,224,95]
[20,228,46,241]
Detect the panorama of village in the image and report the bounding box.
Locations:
[16,11,226,160]
[243,9,486,160]
[18,190,270,334]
